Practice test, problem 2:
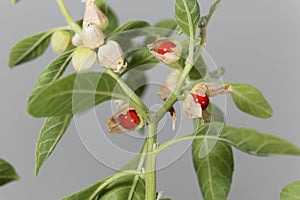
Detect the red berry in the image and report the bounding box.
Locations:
[191,93,210,110]
[157,41,176,55]
[118,110,140,130]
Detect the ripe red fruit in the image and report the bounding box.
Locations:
[157,41,176,55]
[191,93,210,110]
[118,110,140,129]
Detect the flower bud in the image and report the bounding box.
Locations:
[51,31,72,54]
[106,105,144,134]
[98,40,127,73]
[83,0,109,31]
[72,33,83,47]
[148,38,182,65]
[72,47,97,72]
[82,23,105,49]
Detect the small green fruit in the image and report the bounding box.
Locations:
[72,47,97,72]
[51,31,72,54]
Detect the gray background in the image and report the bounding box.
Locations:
[1,0,300,199]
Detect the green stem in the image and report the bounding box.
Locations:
[106,69,151,123]
[57,0,82,35]
[90,170,143,199]
[145,122,158,200]
[155,39,195,122]
[50,26,72,33]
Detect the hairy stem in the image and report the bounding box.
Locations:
[145,122,158,200]
[57,0,82,35]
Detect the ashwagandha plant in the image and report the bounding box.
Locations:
[4,0,300,199]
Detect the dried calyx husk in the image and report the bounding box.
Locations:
[98,40,127,73]
[148,38,182,65]
[157,70,182,130]
[183,82,232,122]
[106,104,144,134]
[158,69,181,96]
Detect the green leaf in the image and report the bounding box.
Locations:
[9,31,52,67]
[109,20,150,37]
[141,19,178,45]
[98,176,145,200]
[35,115,73,176]
[175,0,200,38]
[120,155,142,171]
[281,181,300,200]
[62,175,145,200]
[192,140,234,200]
[103,7,119,35]
[197,123,300,156]
[126,49,158,72]
[189,54,208,80]
[27,72,130,117]
[175,26,183,35]
[29,48,75,101]
[62,177,110,200]
[11,0,20,4]
[125,70,148,97]
[230,83,273,118]
[94,0,106,8]
[27,49,75,176]
[0,158,19,186]
[207,104,225,123]
[207,0,222,23]
[155,19,178,31]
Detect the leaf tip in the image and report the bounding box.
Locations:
[11,0,20,4]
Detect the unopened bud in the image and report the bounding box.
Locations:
[72,33,83,47]
[83,0,109,30]
[98,40,127,73]
[72,47,97,72]
[148,38,182,65]
[82,23,105,49]
[51,31,72,54]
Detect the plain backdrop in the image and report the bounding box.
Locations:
[1,0,300,200]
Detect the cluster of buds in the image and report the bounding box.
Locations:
[106,104,144,134]
[70,0,126,73]
[183,82,232,122]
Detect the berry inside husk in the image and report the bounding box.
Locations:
[157,41,176,55]
[191,93,210,110]
[118,110,140,129]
